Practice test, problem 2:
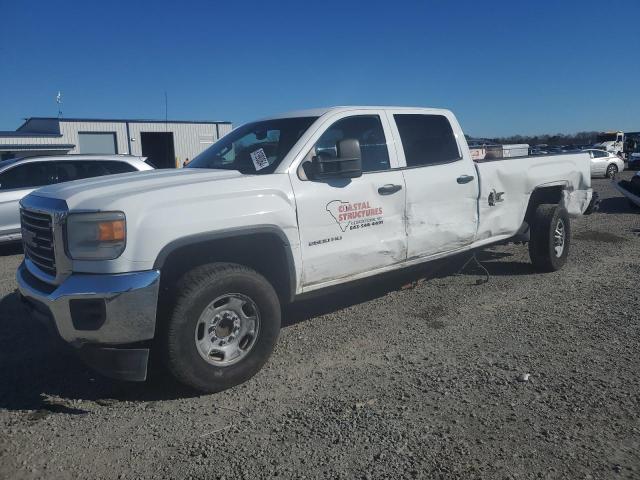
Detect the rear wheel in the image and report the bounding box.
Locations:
[606,164,618,178]
[528,204,570,272]
[160,263,281,393]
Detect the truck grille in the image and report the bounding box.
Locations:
[20,208,56,277]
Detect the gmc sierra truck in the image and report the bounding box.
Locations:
[17,107,593,393]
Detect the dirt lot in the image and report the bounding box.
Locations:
[0,175,639,480]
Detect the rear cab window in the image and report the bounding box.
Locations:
[393,114,461,167]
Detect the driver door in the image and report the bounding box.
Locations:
[290,110,407,290]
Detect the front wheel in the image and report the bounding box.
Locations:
[160,263,281,393]
[528,204,570,272]
[606,164,618,178]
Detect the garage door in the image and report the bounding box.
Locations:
[78,132,117,154]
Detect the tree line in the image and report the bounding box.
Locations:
[474,131,601,146]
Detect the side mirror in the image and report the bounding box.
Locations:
[311,139,362,180]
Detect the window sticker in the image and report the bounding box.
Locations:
[250,148,270,171]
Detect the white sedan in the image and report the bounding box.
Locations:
[584,149,625,178]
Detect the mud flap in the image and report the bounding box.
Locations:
[78,345,149,382]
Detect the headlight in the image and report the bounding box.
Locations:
[66,212,126,260]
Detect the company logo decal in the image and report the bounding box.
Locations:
[326,200,384,232]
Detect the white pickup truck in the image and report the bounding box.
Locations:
[17,107,593,392]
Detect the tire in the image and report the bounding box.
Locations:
[160,262,281,393]
[606,164,618,178]
[528,204,570,272]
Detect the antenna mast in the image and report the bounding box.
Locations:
[56,91,63,118]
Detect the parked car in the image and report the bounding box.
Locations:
[16,106,593,393]
[529,147,548,155]
[628,152,640,170]
[0,154,152,242]
[583,149,624,178]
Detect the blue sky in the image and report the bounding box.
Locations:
[1,0,638,137]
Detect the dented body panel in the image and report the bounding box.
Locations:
[474,153,592,241]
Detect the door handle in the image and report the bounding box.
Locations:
[457,174,475,184]
[378,184,402,195]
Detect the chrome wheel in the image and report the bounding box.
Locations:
[553,218,565,257]
[194,293,260,366]
[606,164,618,178]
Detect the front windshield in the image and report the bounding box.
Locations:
[187,117,318,174]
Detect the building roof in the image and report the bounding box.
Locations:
[0,116,232,138]
[16,117,231,131]
[0,144,74,151]
[0,131,63,137]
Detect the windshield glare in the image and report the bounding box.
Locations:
[187,117,318,174]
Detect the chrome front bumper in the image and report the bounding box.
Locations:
[17,261,160,345]
[17,262,160,381]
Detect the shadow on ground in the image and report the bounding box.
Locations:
[0,242,22,257]
[0,247,543,410]
[283,253,474,326]
[0,292,195,413]
[598,196,638,214]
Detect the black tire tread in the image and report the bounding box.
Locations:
[161,262,280,393]
[528,204,570,272]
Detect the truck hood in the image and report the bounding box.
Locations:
[32,169,244,209]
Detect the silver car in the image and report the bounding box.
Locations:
[583,149,625,178]
[0,154,153,242]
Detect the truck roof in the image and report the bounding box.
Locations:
[261,106,451,120]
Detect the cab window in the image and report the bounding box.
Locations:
[314,115,390,172]
[394,114,461,167]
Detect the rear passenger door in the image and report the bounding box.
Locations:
[387,110,479,259]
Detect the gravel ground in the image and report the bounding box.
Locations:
[0,175,639,480]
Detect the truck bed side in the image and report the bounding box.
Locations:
[473,153,592,242]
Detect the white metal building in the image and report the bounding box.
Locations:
[0,117,233,168]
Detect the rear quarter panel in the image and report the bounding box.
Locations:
[474,153,591,241]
